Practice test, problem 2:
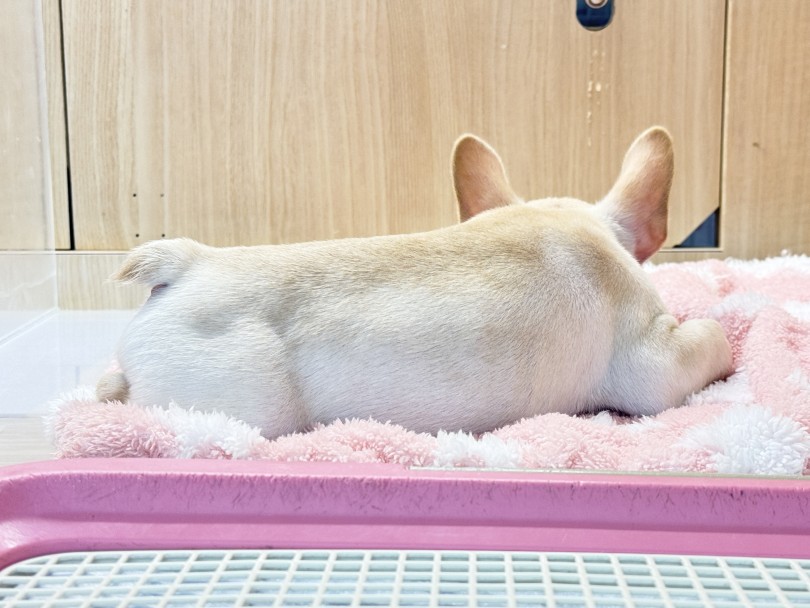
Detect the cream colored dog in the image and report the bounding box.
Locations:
[98,127,733,438]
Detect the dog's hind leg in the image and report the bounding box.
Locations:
[601,315,734,416]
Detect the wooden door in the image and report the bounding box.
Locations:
[61,0,725,252]
[722,0,810,259]
[0,0,58,323]
[1,0,53,251]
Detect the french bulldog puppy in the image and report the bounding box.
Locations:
[98,127,733,438]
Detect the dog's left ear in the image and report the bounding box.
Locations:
[597,127,674,263]
[452,135,519,222]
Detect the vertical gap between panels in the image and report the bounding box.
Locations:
[57,0,75,251]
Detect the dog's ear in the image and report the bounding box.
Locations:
[598,127,674,263]
[452,135,519,222]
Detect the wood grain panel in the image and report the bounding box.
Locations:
[57,253,147,309]
[653,249,725,265]
[63,0,724,251]
[0,0,52,250]
[723,0,810,258]
[42,0,71,250]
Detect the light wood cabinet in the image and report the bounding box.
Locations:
[722,0,810,259]
[60,0,724,251]
[0,0,53,251]
[0,0,58,327]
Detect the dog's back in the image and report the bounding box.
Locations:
[102,128,733,437]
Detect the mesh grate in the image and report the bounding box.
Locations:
[2,549,810,607]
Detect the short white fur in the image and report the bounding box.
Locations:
[99,127,734,438]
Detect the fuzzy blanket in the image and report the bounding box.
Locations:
[46,256,810,475]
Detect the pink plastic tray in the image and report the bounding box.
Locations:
[2,459,810,571]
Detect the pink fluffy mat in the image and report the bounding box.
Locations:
[47,256,810,475]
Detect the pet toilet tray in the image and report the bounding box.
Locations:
[2,460,810,607]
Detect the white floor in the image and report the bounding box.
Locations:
[0,310,134,416]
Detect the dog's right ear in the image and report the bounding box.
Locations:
[597,127,674,263]
[452,135,519,222]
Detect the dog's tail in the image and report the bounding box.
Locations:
[96,370,130,403]
[113,237,204,287]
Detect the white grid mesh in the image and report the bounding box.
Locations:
[2,549,810,607]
